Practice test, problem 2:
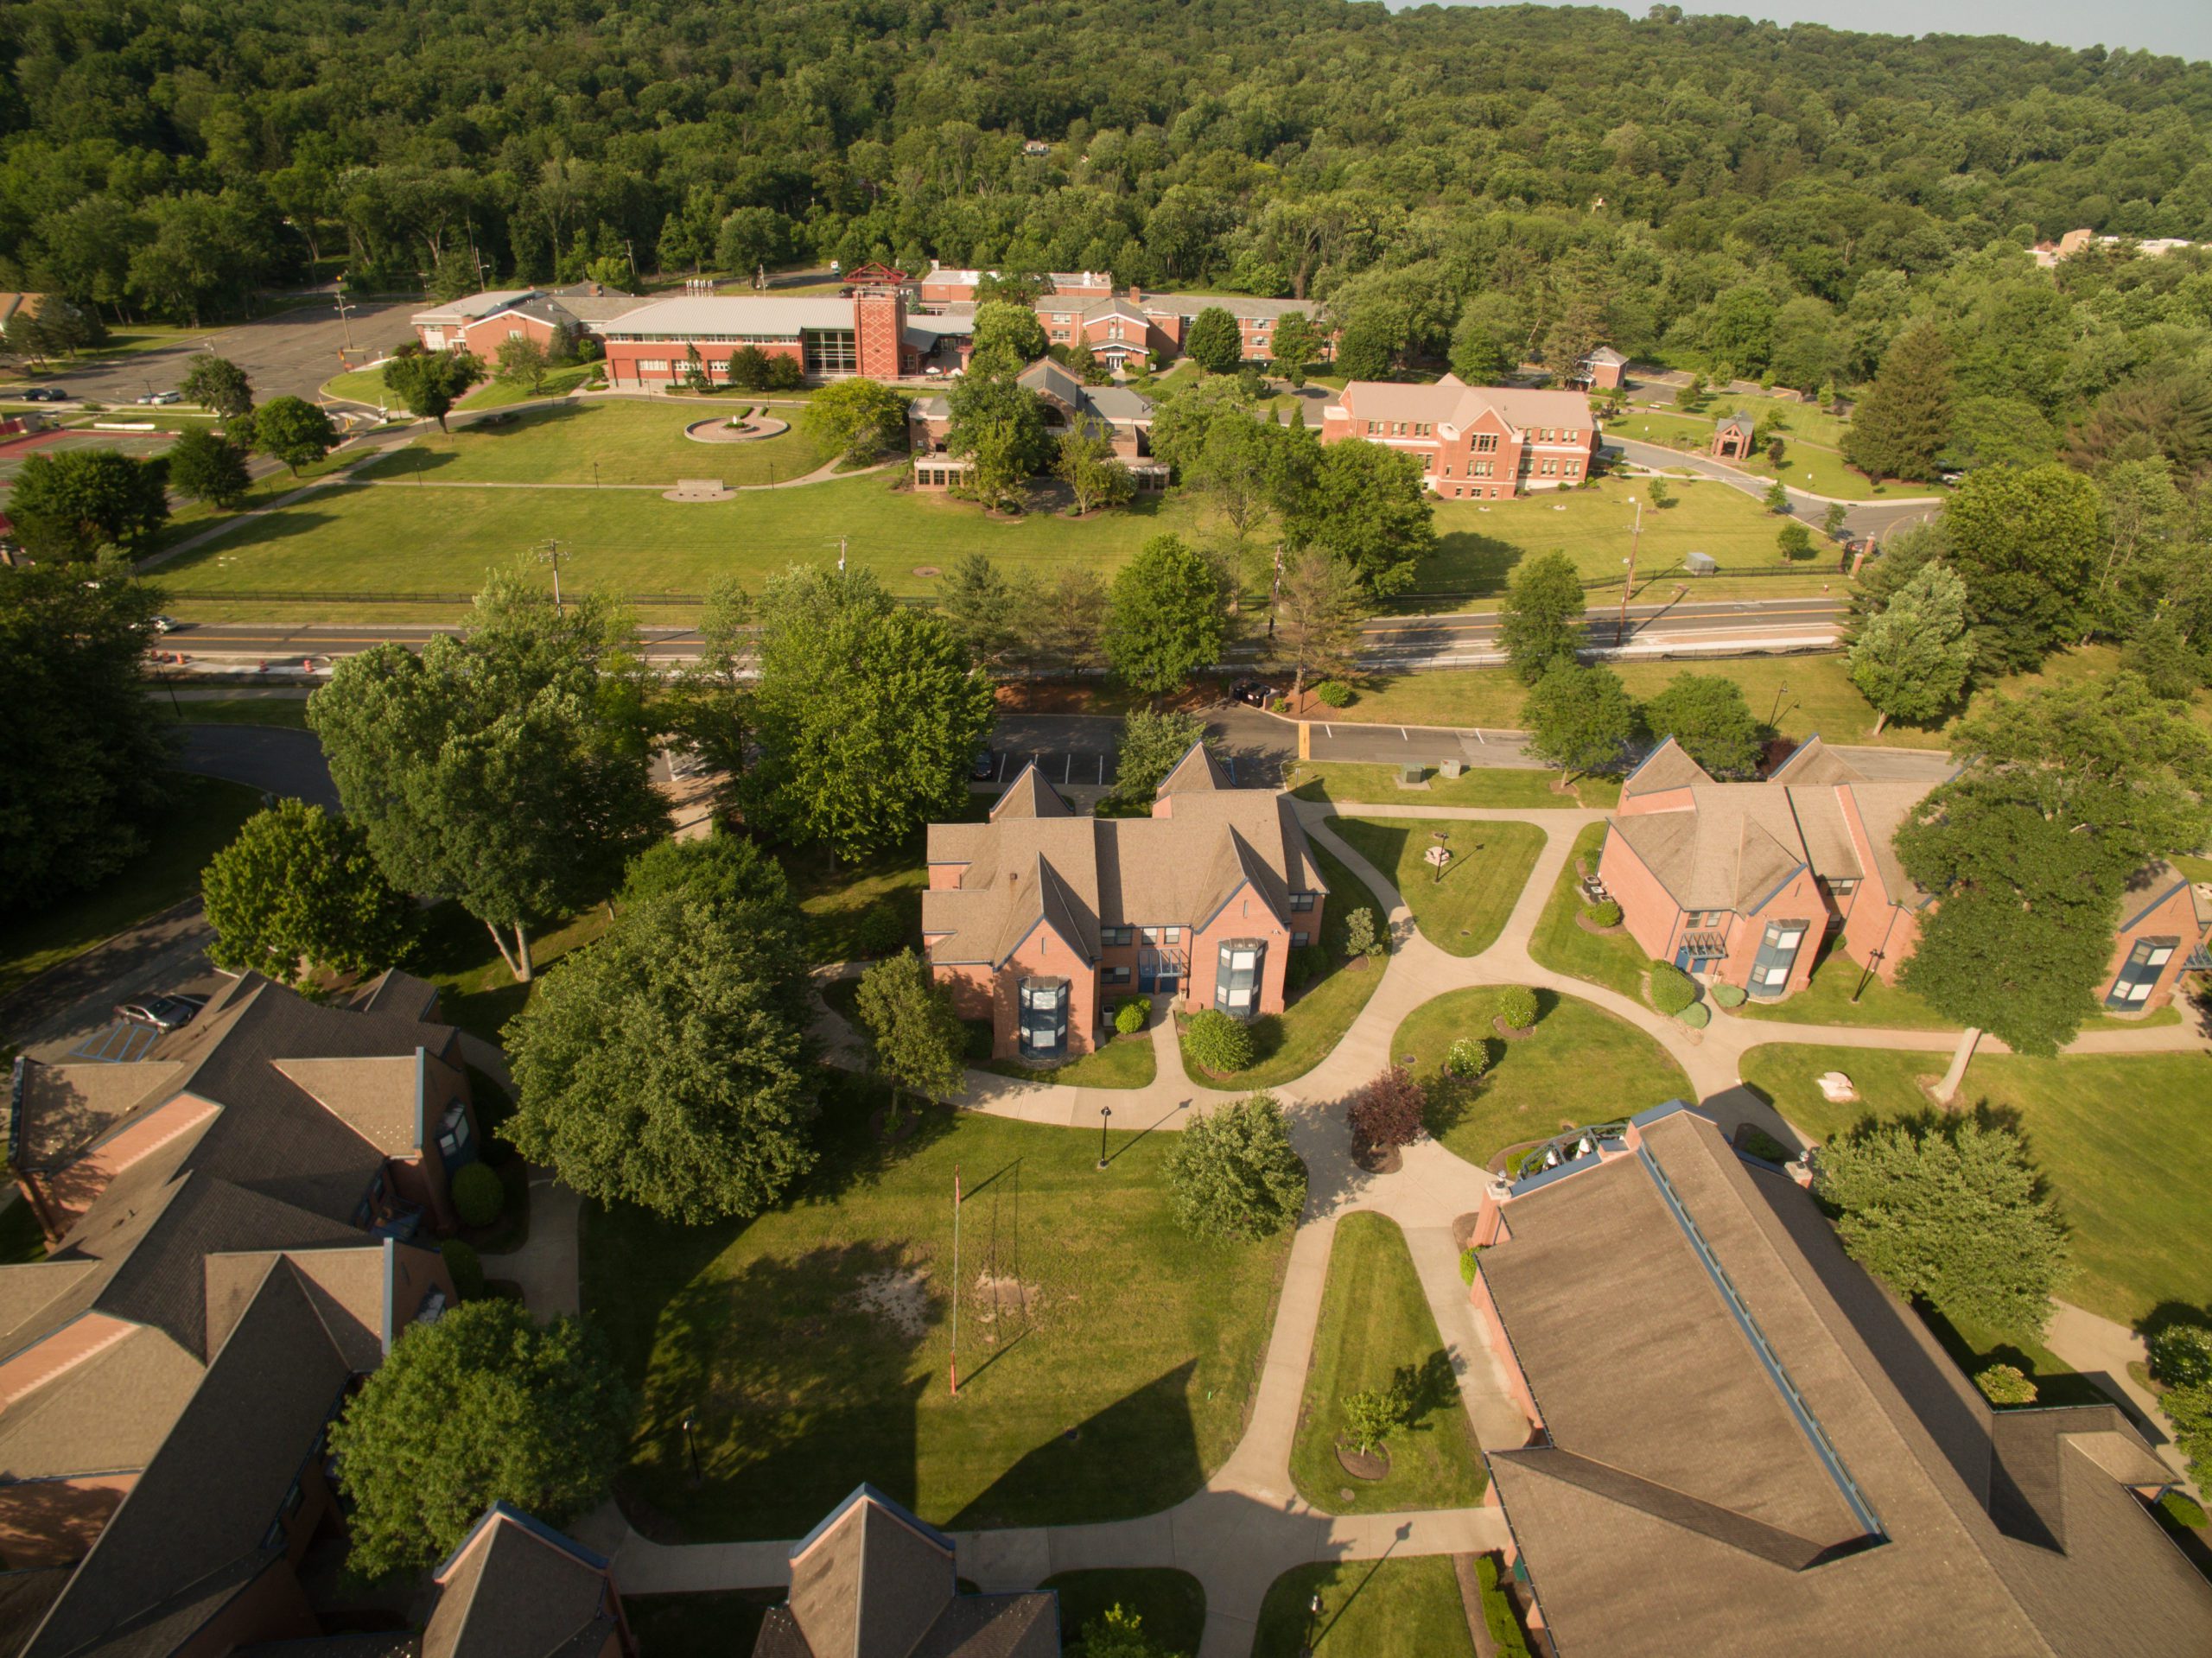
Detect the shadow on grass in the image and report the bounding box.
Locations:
[947,1360,1201,1531]
[1417,529,1522,596]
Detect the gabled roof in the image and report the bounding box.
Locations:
[1014,359,1153,427]
[1717,411,1758,435]
[603,296,855,337]
[411,289,538,324]
[423,1505,614,1658]
[0,1324,204,1479]
[1336,374,1594,435]
[990,764,1070,822]
[1155,740,1230,797]
[1766,734,1861,787]
[1620,737,1713,800]
[22,1260,357,1658]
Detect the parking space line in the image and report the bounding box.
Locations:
[994,752,1006,783]
[1399,727,1409,740]
[1097,755,1105,784]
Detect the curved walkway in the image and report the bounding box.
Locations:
[578,801,2207,1650]
[1606,435,1945,542]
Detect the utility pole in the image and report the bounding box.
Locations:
[949,1166,963,1398]
[828,535,847,574]
[539,537,566,613]
[1616,495,1643,645]
[334,282,357,353]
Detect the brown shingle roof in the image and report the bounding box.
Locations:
[0,1324,203,1479]
[1620,737,1713,799]
[423,1509,614,1658]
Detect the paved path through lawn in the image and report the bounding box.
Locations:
[566,799,2208,1650]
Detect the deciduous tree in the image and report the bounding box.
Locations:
[382,341,485,432]
[1284,440,1434,595]
[1103,534,1227,697]
[1942,462,2101,671]
[1164,1093,1306,1241]
[855,949,967,1115]
[166,427,251,508]
[1185,305,1244,374]
[1054,418,1135,514]
[1268,311,1320,384]
[201,800,415,988]
[1524,660,1633,781]
[803,377,908,464]
[664,575,753,786]
[328,1301,632,1578]
[1498,551,1586,684]
[1813,1114,2067,1335]
[494,333,550,395]
[970,299,1047,365]
[1847,561,1972,733]
[7,448,169,559]
[947,357,1051,509]
[251,395,336,474]
[1350,1065,1425,1149]
[1642,671,1762,776]
[178,353,253,417]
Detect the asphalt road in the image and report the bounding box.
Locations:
[27,294,416,407]
[156,595,1847,675]
[175,725,340,811]
[1605,435,1944,544]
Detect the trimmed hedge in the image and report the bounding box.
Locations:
[1445,1036,1490,1078]
[1113,998,1147,1037]
[1494,986,1538,1032]
[2160,1489,2208,1529]
[1590,898,1622,927]
[855,905,906,957]
[1710,981,1747,1008]
[1974,1363,2038,1407]
[1648,962,1699,1016]
[1680,1001,1710,1029]
[451,1161,505,1228]
[1475,1555,1533,1658]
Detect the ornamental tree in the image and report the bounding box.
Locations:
[506,885,817,1221]
[1165,1093,1306,1241]
[1104,534,1227,697]
[969,299,1047,365]
[855,949,968,1115]
[1524,660,1634,781]
[1350,1065,1426,1148]
[1054,418,1135,515]
[1812,1114,2067,1334]
[1642,671,1762,777]
[328,1301,631,1578]
[1268,311,1320,384]
[200,800,415,988]
[1498,551,1586,685]
[745,565,995,859]
[251,394,337,474]
[1847,561,1973,734]
[494,333,550,395]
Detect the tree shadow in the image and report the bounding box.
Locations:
[946,1360,1202,1531]
[1419,529,1522,597]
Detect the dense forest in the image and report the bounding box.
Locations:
[1,1,2210,436]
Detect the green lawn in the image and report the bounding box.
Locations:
[780,837,933,965]
[1175,839,1389,1089]
[1395,988,1694,1172]
[1732,943,1958,1030]
[159,696,312,731]
[1738,443,1880,503]
[1305,645,2158,753]
[153,466,1209,616]
[349,401,828,489]
[1415,474,1832,599]
[145,443,364,555]
[410,900,613,1048]
[582,1070,1293,1540]
[1525,823,1648,1001]
[1252,1558,1473,1658]
[1290,1212,1488,1515]
[1039,1568,1205,1656]
[0,774,261,1001]
[1737,1044,2212,1327]
[321,365,401,404]
[1327,818,1545,957]
[455,363,598,410]
[1287,762,1616,810]
[623,1591,779,1658]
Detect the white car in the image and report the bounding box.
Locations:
[136,390,182,405]
[147,615,181,634]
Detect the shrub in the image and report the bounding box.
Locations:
[1342,906,1385,960]
[452,1162,505,1228]
[2149,1324,2212,1389]
[440,1238,485,1300]
[1648,961,1699,1016]
[1342,1387,1403,1456]
[2169,1382,2212,1482]
[1459,1248,1480,1285]
[1680,1001,1711,1029]
[1475,1555,1534,1658]
[1589,898,1622,927]
[1287,943,1329,988]
[1164,1093,1306,1241]
[1315,679,1355,708]
[1445,1036,1490,1079]
[1113,998,1147,1037]
[1185,1008,1256,1076]
[1974,1363,2038,1407]
[1711,981,1747,1008]
[2159,1490,2208,1530]
[854,905,905,957]
[1494,986,1538,1032]
[1350,1064,1426,1148]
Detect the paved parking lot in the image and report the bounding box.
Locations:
[65,1019,167,1063]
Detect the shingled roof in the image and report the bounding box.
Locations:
[753,1485,1058,1658]
[423,1506,619,1658]
[1480,1108,2212,1657]
[922,755,1322,969]
[1336,373,1594,435]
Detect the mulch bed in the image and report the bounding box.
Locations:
[1336,1439,1390,1481]
[1574,912,1625,934]
[1351,1139,1404,1174]
[1492,1016,1535,1042]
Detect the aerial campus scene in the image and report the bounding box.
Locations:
[3,0,2212,1655]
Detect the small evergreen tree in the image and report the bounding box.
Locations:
[1164,1093,1306,1240]
[1843,321,1953,481]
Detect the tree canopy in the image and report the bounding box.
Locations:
[1523,661,1634,781]
[1104,534,1228,696]
[7,448,168,560]
[1641,671,1762,777]
[200,800,415,988]
[1497,550,1586,685]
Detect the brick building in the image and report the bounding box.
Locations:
[924,747,1325,1062]
[1319,376,1599,499]
[1599,736,2211,1012]
[906,359,1168,492]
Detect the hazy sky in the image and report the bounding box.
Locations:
[1393,1,2212,63]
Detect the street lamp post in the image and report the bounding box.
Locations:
[1096,1104,1113,1171]
[1300,1591,1323,1657]
[1768,679,1790,730]
[680,1409,702,1486]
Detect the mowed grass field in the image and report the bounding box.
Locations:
[1420,474,1833,597]
[348,401,828,487]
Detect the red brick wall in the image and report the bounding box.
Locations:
[457,312,560,359]
[1186,893,1294,1021]
[2107,882,2203,1011]
[1596,828,1683,963]
[1726,870,1827,1000]
[855,289,904,380]
[601,339,803,387]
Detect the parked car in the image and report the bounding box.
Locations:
[114,993,210,1032]
[146,614,181,634]
[971,746,998,780]
[136,390,182,405]
[1229,678,1276,708]
[20,386,67,402]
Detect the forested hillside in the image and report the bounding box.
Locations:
[2,0,2210,401]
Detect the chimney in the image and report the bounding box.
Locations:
[1128,283,1142,304]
